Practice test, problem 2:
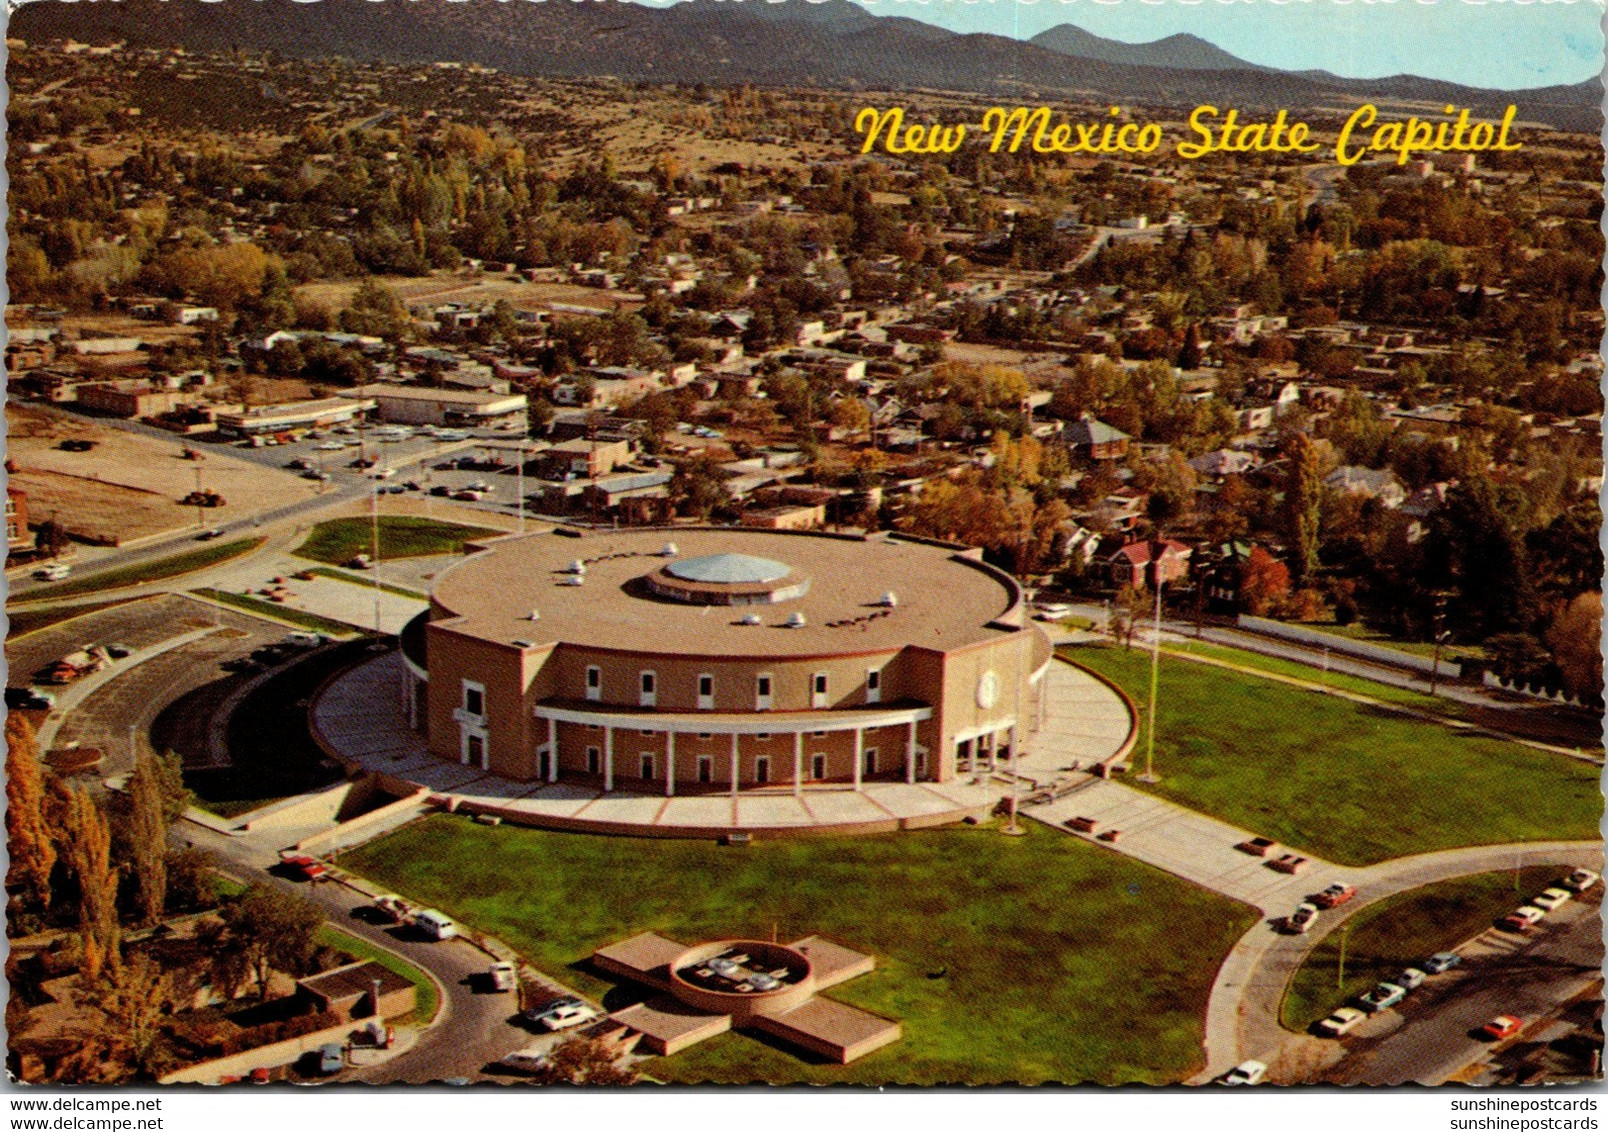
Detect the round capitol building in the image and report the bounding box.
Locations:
[394,527,1056,794]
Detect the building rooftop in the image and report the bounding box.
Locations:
[428,528,1029,659]
[666,553,791,585]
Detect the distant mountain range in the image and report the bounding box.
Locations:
[10,0,1600,132]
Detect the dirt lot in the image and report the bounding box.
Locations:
[7,404,319,544]
[295,272,643,317]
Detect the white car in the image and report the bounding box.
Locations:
[499,1045,551,1075]
[1033,603,1072,620]
[1562,869,1600,893]
[370,467,396,479]
[1316,1007,1367,1037]
[1220,1060,1267,1086]
[1286,902,1320,934]
[1396,967,1428,991]
[34,564,71,581]
[537,1002,599,1032]
[1532,887,1572,912]
[488,961,517,992]
[412,909,457,940]
[317,441,346,451]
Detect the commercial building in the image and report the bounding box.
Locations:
[399,527,1053,793]
[215,397,373,438]
[340,384,528,429]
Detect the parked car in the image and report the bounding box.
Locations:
[372,894,410,923]
[284,632,326,648]
[279,853,328,881]
[1312,883,1357,909]
[4,687,55,710]
[499,1045,551,1075]
[453,490,487,502]
[1269,853,1309,874]
[105,643,132,659]
[533,999,599,1032]
[1219,1060,1267,1086]
[1498,906,1545,932]
[488,961,517,992]
[316,1043,344,1075]
[413,909,457,940]
[34,564,71,581]
[1396,967,1428,991]
[1032,603,1072,621]
[197,528,225,541]
[370,467,396,479]
[1358,982,1406,1014]
[1316,1007,1367,1037]
[1562,869,1600,893]
[1480,1015,1523,1040]
[1286,902,1320,934]
[1532,887,1572,912]
[1423,952,1462,975]
[430,485,452,496]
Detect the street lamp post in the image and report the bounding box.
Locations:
[370,477,383,635]
[1337,923,1350,989]
[1137,561,1163,784]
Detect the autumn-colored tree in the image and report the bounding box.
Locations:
[127,751,169,928]
[76,952,184,1081]
[6,714,56,917]
[1545,592,1604,702]
[830,396,871,438]
[60,783,119,980]
[1112,584,1152,650]
[528,1037,639,1086]
[1238,548,1292,617]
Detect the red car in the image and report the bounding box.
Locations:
[1312,883,1357,909]
[1480,1015,1523,1040]
[280,853,328,881]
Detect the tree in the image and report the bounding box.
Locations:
[669,455,733,521]
[126,752,168,928]
[340,278,412,342]
[78,952,184,1081]
[5,714,56,917]
[527,1037,639,1086]
[1238,548,1291,617]
[1546,592,1603,702]
[1112,584,1151,650]
[216,883,325,1000]
[1283,433,1325,587]
[60,782,119,980]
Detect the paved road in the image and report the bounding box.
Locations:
[1333,898,1603,1085]
[184,821,541,1084]
[1195,840,1604,1081]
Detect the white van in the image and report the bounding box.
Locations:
[413,909,458,940]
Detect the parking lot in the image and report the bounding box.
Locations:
[6,593,218,689]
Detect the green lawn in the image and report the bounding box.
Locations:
[317,925,441,1026]
[1068,644,1602,867]
[337,814,1258,1084]
[1281,867,1562,1030]
[294,517,501,565]
[191,589,361,636]
[6,596,143,639]
[18,538,264,602]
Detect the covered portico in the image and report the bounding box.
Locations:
[532,702,935,796]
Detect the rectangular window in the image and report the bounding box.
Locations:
[466,733,485,769]
[756,673,773,711]
[586,746,601,775]
[697,674,715,710]
[863,747,878,777]
[811,672,828,709]
[639,671,656,707]
[756,733,771,741]
[811,753,827,781]
[585,665,601,702]
[697,756,713,784]
[698,732,712,740]
[462,681,484,718]
[640,753,655,780]
[755,756,770,784]
[866,668,882,704]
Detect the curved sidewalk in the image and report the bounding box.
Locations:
[311,653,1130,837]
[1193,839,1605,1082]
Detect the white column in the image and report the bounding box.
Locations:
[603,726,614,792]
[852,727,864,791]
[793,732,804,797]
[547,716,558,783]
[730,732,740,799]
[906,720,917,785]
[666,731,676,798]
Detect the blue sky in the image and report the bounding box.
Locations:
[665,0,1606,90]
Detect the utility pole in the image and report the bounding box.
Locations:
[1337,923,1350,989]
[1429,591,1449,697]
[370,478,383,635]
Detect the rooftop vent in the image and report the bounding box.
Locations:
[880,591,899,608]
[527,609,541,621]
[566,559,587,575]
[740,613,762,626]
[661,542,679,557]
[561,575,585,587]
[784,612,807,629]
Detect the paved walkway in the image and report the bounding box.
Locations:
[1015,660,1135,784]
[1027,780,1350,910]
[1190,839,1604,1082]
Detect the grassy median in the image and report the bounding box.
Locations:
[18,537,264,602]
[1068,644,1602,866]
[337,813,1257,1085]
[294,516,500,565]
[1281,866,1564,1031]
